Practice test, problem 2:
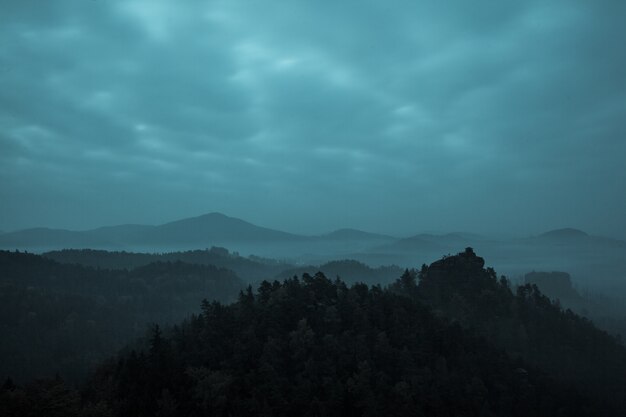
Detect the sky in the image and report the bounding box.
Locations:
[1,0,625,238]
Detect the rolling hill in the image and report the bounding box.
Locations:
[0,213,306,252]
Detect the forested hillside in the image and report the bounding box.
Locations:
[43,248,291,283]
[0,251,243,383]
[410,248,626,412]
[524,270,626,339]
[77,262,622,416]
[275,259,403,285]
[3,249,626,416]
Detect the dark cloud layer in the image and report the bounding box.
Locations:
[1,0,625,237]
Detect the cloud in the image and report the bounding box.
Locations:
[0,0,625,237]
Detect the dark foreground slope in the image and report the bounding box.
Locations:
[0,251,243,383]
[79,279,614,415]
[3,250,626,416]
[411,248,626,413]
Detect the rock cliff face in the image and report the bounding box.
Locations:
[428,247,485,272]
[524,271,582,302]
[412,247,523,334]
[418,247,495,306]
[414,248,626,416]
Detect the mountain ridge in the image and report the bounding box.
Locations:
[2,215,625,269]
[0,212,307,250]
[539,228,589,239]
[318,228,395,241]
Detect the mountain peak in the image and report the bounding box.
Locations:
[202,212,229,218]
[539,228,588,239]
[189,212,233,221]
[155,212,302,243]
[429,247,486,272]
[163,212,247,226]
[322,228,392,240]
[417,248,494,307]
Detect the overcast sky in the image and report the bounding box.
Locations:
[1,0,625,237]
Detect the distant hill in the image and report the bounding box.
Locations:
[318,228,394,241]
[3,218,626,297]
[94,212,307,246]
[523,270,626,340]
[90,224,156,241]
[539,228,589,239]
[43,247,294,283]
[0,213,307,251]
[0,250,243,383]
[143,212,306,245]
[376,231,489,254]
[410,248,626,414]
[524,271,583,302]
[74,249,626,416]
[375,233,458,253]
[275,259,403,285]
[356,227,626,298]
[0,214,406,260]
[0,227,118,250]
[530,228,626,248]
[4,249,626,415]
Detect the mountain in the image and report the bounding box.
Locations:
[318,228,394,241]
[4,249,626,415]
[0,227,117,250]
[90,224,155,241]
[3,219,626,296]
[539,228,589,240]
[0,214,402,259]
[91,213,306,246]
[72,250,625,416]
[43,247,294,283]
[275,259,403,285]
[0,213,307,252]
[375,234,453,253]
[145,212,305,244]
[355,227,626,297]
[0,250,243,383]
[524,271,583,302]
[411,248,626,412]
[529,227,626,247]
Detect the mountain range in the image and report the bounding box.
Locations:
[2,213,626,295]
[0,213,306,251]
[3,213,623,251]
[0,212,398,251]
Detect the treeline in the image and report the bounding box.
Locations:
[4,248,626,415]
[0,251,243,383]
[43,249,406,287]
[43,248,291,283]
[275,259,403,286]
[525,271,626,340]
[80,268,614,416]
[410,248,626,408]
[16,250,620,415]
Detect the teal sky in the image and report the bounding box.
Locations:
[1,0,625,237]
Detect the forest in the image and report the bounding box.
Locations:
[3,0,625,414]
[0,250,242,383]
[2,248,626,416]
